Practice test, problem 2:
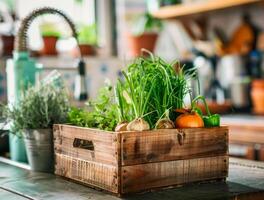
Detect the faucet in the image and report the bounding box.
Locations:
[14,7,82,57]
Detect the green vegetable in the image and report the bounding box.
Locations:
[68,52,195,131]
[115,51,193,129]
[192,95,220,128]
[203,114,220,128]
[68,82,119,131]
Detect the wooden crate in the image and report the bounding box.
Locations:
[53,125,228,195]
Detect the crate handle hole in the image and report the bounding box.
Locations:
[177,132,185,146]
[73,138,94,151]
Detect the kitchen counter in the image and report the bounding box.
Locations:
[221,114,264,128]
[0,158,263,200]
[222,114,264,160]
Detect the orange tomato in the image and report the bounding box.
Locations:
[175,112,204,128]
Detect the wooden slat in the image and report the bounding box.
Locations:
[54,125,229,194]
[121,127,228,166]
[121,155,228,194]
[53,125,119,166]
[54,154,119,193]
[152,0,262,19]
[54,137,117,165]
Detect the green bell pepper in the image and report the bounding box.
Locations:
[203,114,220,127]
[192,95,220,128]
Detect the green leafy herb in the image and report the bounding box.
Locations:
[68,83,119,131]
[3,84,69,134]
[68,52,195,131]
[115,51,193,128]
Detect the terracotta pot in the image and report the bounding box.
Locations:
[127,33,158,57]
[1,35,14,56]
[72,44,95,57]
[42,36,58,55]
[251,79,264,115]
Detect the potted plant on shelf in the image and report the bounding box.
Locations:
[40,22,61,55]
[127,13,162,56]
[2,82,69,172]
[73,24,97,56]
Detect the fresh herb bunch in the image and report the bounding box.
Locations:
[116,52,194,128]
[68,53,194,131]
[3,84,69,133]
[68,83,119,131]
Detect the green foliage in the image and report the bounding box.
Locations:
[40,22,61,38]
[116,52,193,128]
[77,24,97,45]
[68,83,118,131]
[68,53,194,131]
[3,84,69,133]
[133,13,163,36]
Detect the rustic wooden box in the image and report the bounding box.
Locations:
[53,125,228,195]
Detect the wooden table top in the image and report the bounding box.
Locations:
[0,157,263,200]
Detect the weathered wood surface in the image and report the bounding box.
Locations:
[121,155,228,193]
[53,125,119,165]
[0,158,263,200]
[54,125,228,194]
[121,127,228,165]
[55,153,119,193]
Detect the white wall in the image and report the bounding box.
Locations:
[16,0,95,24]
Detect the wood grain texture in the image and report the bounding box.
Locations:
[1,158,264,200]
[121,155,228,194]
[55,153,119,193]
[53,125,229,195]
[54,124,119,166]
[152,0,262,19]
[121,127,228,166]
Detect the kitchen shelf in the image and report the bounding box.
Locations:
[152,0,263,19]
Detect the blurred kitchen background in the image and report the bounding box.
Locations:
[0,0,264,161]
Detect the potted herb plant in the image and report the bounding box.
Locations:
[73,24,97,56]
[127,13,162,56]
[3,83,69,172]
[40,22,61,55]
